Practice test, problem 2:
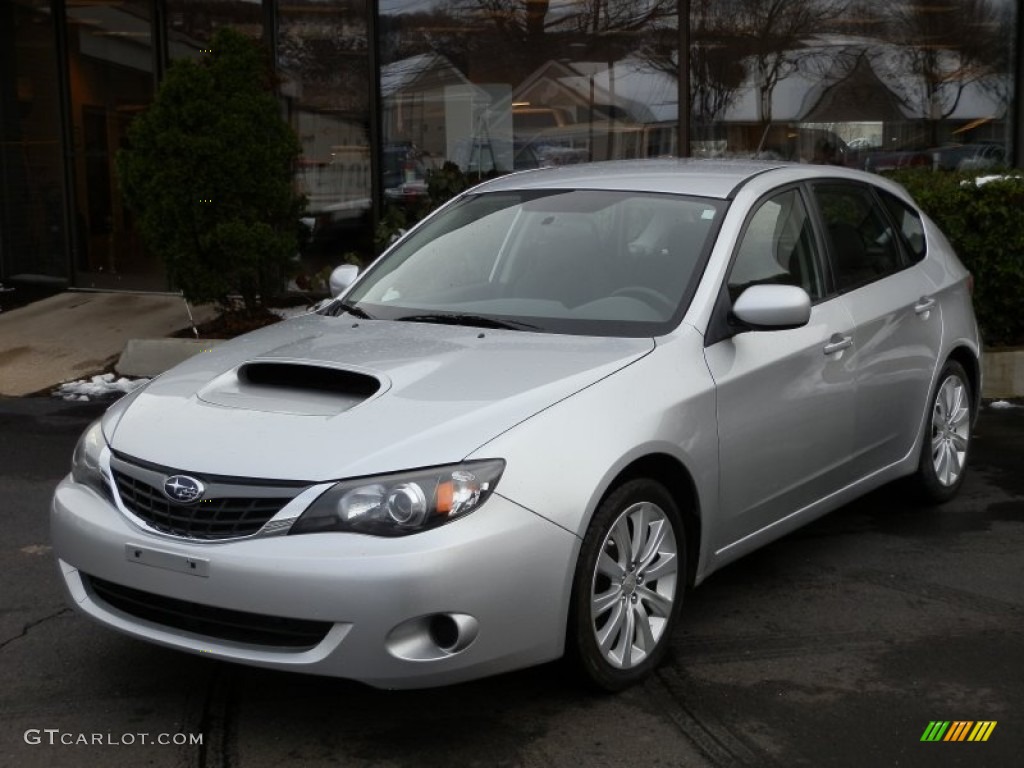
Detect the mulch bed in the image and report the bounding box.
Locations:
[172,307,283,339]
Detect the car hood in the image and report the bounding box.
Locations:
[106,314,653,481]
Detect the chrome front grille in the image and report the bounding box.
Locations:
[109,454,306,541]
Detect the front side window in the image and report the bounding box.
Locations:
[337,190,726,337]
[728,189,824,302]
[813,183,904,292]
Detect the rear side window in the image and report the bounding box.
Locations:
[878,190,927,264]
[813,183,904,293]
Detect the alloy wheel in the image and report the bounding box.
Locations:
[589,501,679,669]
[931,374,970,487]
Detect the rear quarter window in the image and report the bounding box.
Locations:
[878,190,927,264]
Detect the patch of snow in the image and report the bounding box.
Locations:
[988,400,1021,409]
[53,373,150,402]
[965,175,1024,187]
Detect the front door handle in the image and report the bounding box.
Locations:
[823,333,853,355]
[914,296,936,315]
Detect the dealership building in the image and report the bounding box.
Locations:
[1,0,1021,292]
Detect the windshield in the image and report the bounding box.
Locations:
[338,189,726,337]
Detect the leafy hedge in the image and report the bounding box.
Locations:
[888,170,1024,347]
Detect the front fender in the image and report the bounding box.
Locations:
[469,328,719,573]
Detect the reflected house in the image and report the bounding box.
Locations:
[508,58,679,162]
[691,35,1012,165]
[287,104,372,231]
[279,63,371,228]
[446,37,1009,173]
[800,54,908,130]
[462,58,680,173]
[276,0,372,246]
[381,53,492,169]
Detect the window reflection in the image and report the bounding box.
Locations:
[167,0,263,61]
[278,0,371,267]
[0,0,68,282]
[67,0,159,288]
[5,0,1016,295]
[380,0,1014,176]
[689,0,1015,167]
[379,0,680,185]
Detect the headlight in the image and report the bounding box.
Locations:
[289,460,505,537]
[71,419,111,499]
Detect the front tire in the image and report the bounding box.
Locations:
[912,359,973,503]
[569,478,685,691]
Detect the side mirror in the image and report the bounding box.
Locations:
[329,264,360,298]
[731,284,811,330]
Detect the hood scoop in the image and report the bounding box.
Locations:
[196,360,385,416]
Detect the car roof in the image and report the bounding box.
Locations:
[471,159,786,199]
[469,158,913,203]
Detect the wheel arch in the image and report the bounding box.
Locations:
[595,453,702,589]
[564,453,703,687]
[946,344,982,425]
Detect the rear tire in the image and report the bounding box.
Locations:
[911,360,973,504]
[569,478,685,692]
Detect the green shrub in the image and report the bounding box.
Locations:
[888,169,1024,347]
[117,28,305,311]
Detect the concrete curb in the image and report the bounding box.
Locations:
[982,347,1024,399]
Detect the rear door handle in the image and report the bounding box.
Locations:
[914,296,936,314]
[823,333,853,355]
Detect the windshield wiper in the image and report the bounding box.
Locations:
[331,301,374,320]
[394,313,539,331]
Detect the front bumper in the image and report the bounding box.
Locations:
[51,476,579,689]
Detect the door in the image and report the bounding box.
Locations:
[705,187,858,551]
[67,0,164,290]
[811,182,942,476]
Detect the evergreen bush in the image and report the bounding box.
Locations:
[117,28,305,312]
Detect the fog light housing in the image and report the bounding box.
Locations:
[385,613,480,661]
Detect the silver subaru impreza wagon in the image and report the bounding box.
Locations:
[52,160,980,690]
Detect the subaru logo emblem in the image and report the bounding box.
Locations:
[163,475,205,504]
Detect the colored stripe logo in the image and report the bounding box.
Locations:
[920,721,997,742]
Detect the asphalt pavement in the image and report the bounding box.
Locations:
[1,396,1021,768]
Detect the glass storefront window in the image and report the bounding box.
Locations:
[167,0,264,60]
[378,0,680,187]
[0,0,68,284]
[67,0,161,289]
[2,0,1021,293]
[689,0,1016,169]
[278,0,371,269]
